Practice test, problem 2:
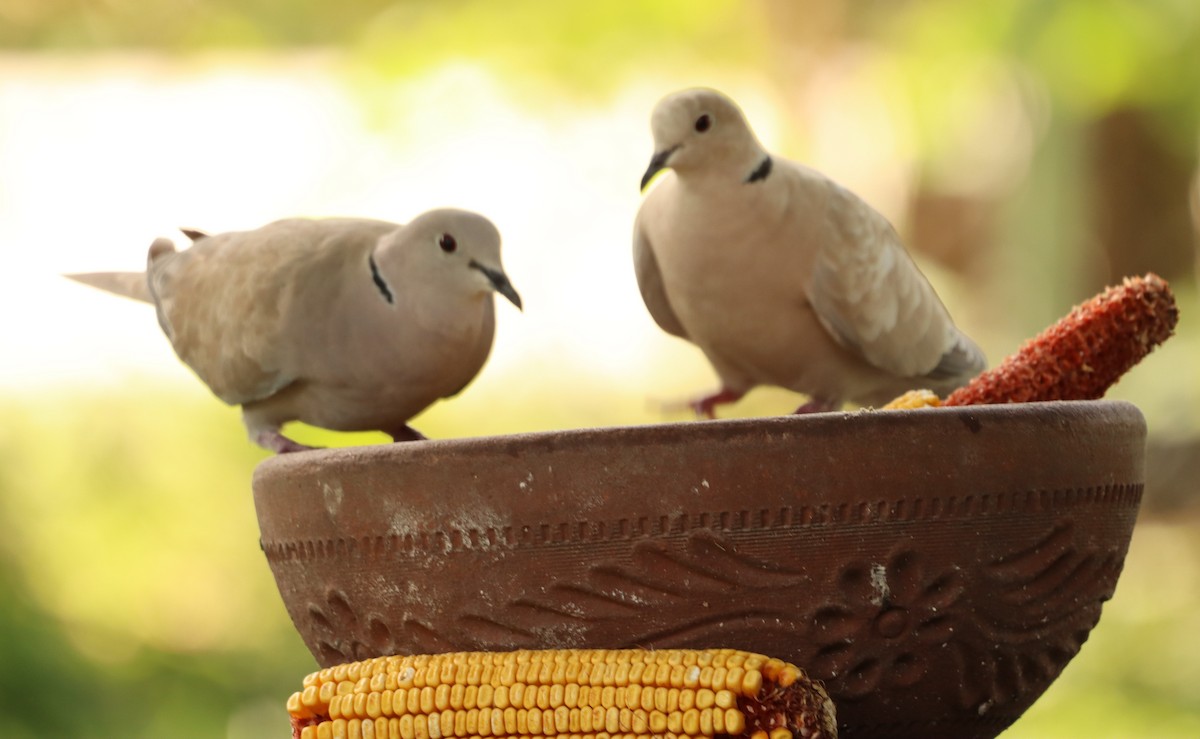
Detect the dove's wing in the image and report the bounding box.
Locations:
[805,182,984,381]
[633,201,690,340]
[149,218,396,406]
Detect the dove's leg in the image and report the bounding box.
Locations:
[689,388,745,419]
[253,429,317,454]
[793,397,839,414]
[387,425,428,443]
[242,406,317,453]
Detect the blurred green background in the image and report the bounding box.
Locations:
[2,1,1198,736]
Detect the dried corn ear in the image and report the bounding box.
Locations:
[945,273,1177,406]
[287,648,837,739]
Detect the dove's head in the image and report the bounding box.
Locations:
[374,208,522,310]
[641,88,767,191]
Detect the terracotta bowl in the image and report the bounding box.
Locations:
[253,400,1145,739]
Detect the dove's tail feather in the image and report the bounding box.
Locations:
[64,271,153,303]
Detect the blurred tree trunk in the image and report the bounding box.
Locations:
[1087,107,1197,289]
[907,191,998,277]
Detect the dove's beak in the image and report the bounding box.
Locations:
[472,261,523,311]
[640,145,679,192]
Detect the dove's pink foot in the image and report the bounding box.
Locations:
[687,388,745,419]
[255,430,317,454]
[388,425,428,443]
[793,398,839,414]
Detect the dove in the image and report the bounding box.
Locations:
[68,209,521,453]
[634,87,986,417]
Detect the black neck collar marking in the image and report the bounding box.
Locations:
[368,254,395,305]
[746,155,773,183]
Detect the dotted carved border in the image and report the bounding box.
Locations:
[260,483,1143,562]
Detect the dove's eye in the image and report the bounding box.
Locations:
[438,234,457,253]
[694,114,712,133]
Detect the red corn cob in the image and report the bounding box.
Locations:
[944,273,1178,406]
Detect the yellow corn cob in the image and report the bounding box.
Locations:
[287,648,836,739]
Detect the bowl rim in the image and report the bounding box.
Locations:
[255,398,1146,478]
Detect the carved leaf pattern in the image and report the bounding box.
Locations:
[958,520,1125,710]
[306,588,454,663]
[497,530,814,649]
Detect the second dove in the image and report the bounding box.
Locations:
[634,87,987,417]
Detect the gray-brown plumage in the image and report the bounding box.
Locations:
[68,209,521,452]
[634,88,985,417]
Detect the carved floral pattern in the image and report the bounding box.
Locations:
[809,549,965,698]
